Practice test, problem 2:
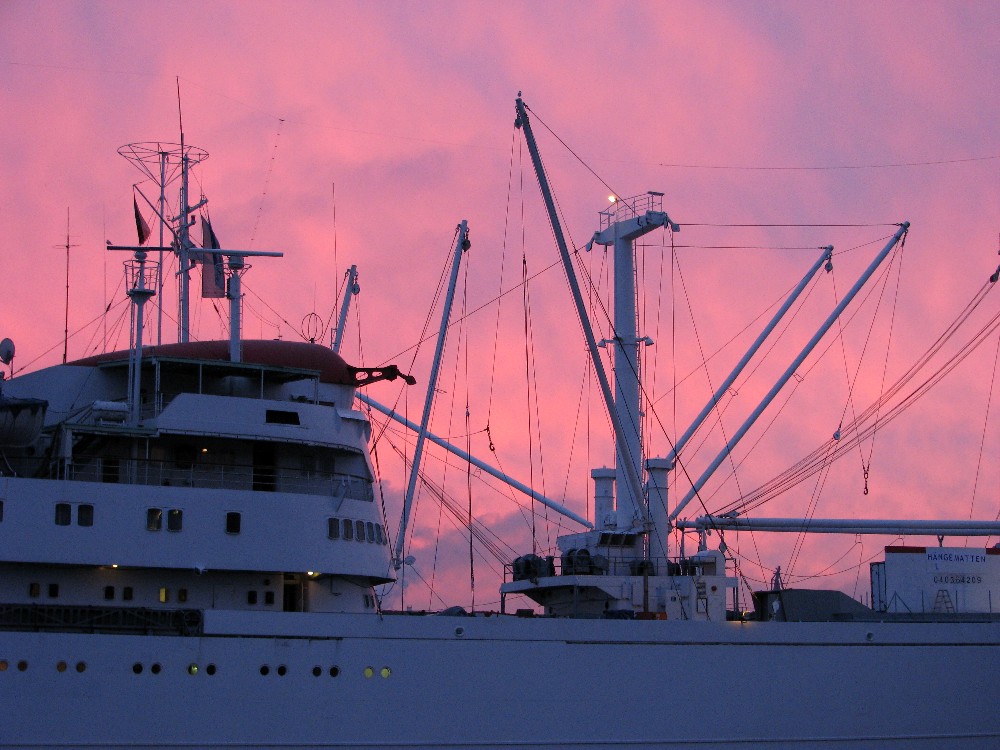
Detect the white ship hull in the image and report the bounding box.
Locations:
[3,614,998,748]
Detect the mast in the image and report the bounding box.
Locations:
[591,194,676,528]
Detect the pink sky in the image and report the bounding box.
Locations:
[2,1,998,610]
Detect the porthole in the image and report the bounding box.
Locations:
[206,664,216,676]
[132,663,143,674]
[380,667,391,678]
[0,660,7,671]
[56,661,67,673]
[17,661,28,672]
[74,662,86,673]
[151,663,161,674]
[276,665,287,676]
[363,666,374,678]
[188,664,199,675]
[329,666,340,677]
[260,665,270,676]
[312,666,322,677]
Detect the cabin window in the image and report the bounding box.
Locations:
[343,518,354,541]
[48,583,59,598]
[123,586,134,601]
[178,588,188,603]
[328,517,340,539]
[226,511,241,535]
[265,591,275,606]
[104,586,114,600]
[29,582,40,598]
[248,590,258,605]
[77,504,94,527]
[265,409,300,425]
[366,522,375,542]
[355,520,365,542]
[0,499,4,522]
[55,503,71,526]
[147,508,162,531]
[167,509,183,531]
[159,587,169,603]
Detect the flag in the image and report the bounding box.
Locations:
[200,216,226,298]
[133,197,151,246]
[201,215,220,250]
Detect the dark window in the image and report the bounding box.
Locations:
[226,511,241,535]
[29,582,40,598]
[0,499,4,522]
[78,504,94,527]
[123,586,134,601]
[147,508,162,531]
[366,522,375,542]
[265,409,300,425]
[55,503,71,526]
[264,590,275,606]
[343,518,354,540]
[355,520,365,542]
[178,588,188,603]
[247,590,258,605]
[375,524,384,545]
[328,517,340,539]
[167,509,183,531]
[103,586,114,600]
[48,583,59,598]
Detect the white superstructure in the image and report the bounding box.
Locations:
[1,100,999,749]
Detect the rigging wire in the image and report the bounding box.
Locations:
[718,276,1000,518]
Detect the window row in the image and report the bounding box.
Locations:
[246,589,276,606]
[0,659,389,679]
[328,517,388,545]
[147,508,183,532]
[55,503,93,526]
[27,583,187,603]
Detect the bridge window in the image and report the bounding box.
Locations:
[355,520,365,542]
[366,522,375,542]
[328,517,340,539]
[343,518,354,540]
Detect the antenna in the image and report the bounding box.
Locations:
[54,208,80,364]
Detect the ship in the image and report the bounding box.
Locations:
[1,96,998,749]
